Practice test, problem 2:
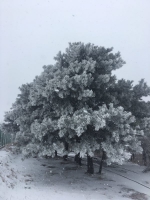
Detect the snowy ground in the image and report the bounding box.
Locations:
[0,147,150,200]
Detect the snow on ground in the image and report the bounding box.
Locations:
[0,147,150,200]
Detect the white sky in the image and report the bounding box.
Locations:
[0,0,150,122]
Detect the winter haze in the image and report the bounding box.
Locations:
[0,0,150,122]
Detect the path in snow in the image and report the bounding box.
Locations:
[0,147,150,200]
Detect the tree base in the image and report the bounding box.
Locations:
[87,155,94,174]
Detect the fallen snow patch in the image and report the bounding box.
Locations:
[0,148,150,200]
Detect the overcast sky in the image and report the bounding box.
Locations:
[0,0,150,122]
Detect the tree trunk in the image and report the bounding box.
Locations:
[63,142,68,161]
[75,153,82,166]
[87,155,94,174]
[78,156,82,166]
[74,137,82,165]
[143,150,147,166]
[55,150,57,157]
[74,154,78,163]
[130,153,135,162]
[63,155,68,161]
[99,151,106,174]
[143,155,150,172]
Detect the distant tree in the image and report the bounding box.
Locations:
[2,84,33,148]
[140,118,150,172]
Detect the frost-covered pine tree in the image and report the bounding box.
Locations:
[2,83,34,149]
[113,79,150,119]
[2,42,145,174]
